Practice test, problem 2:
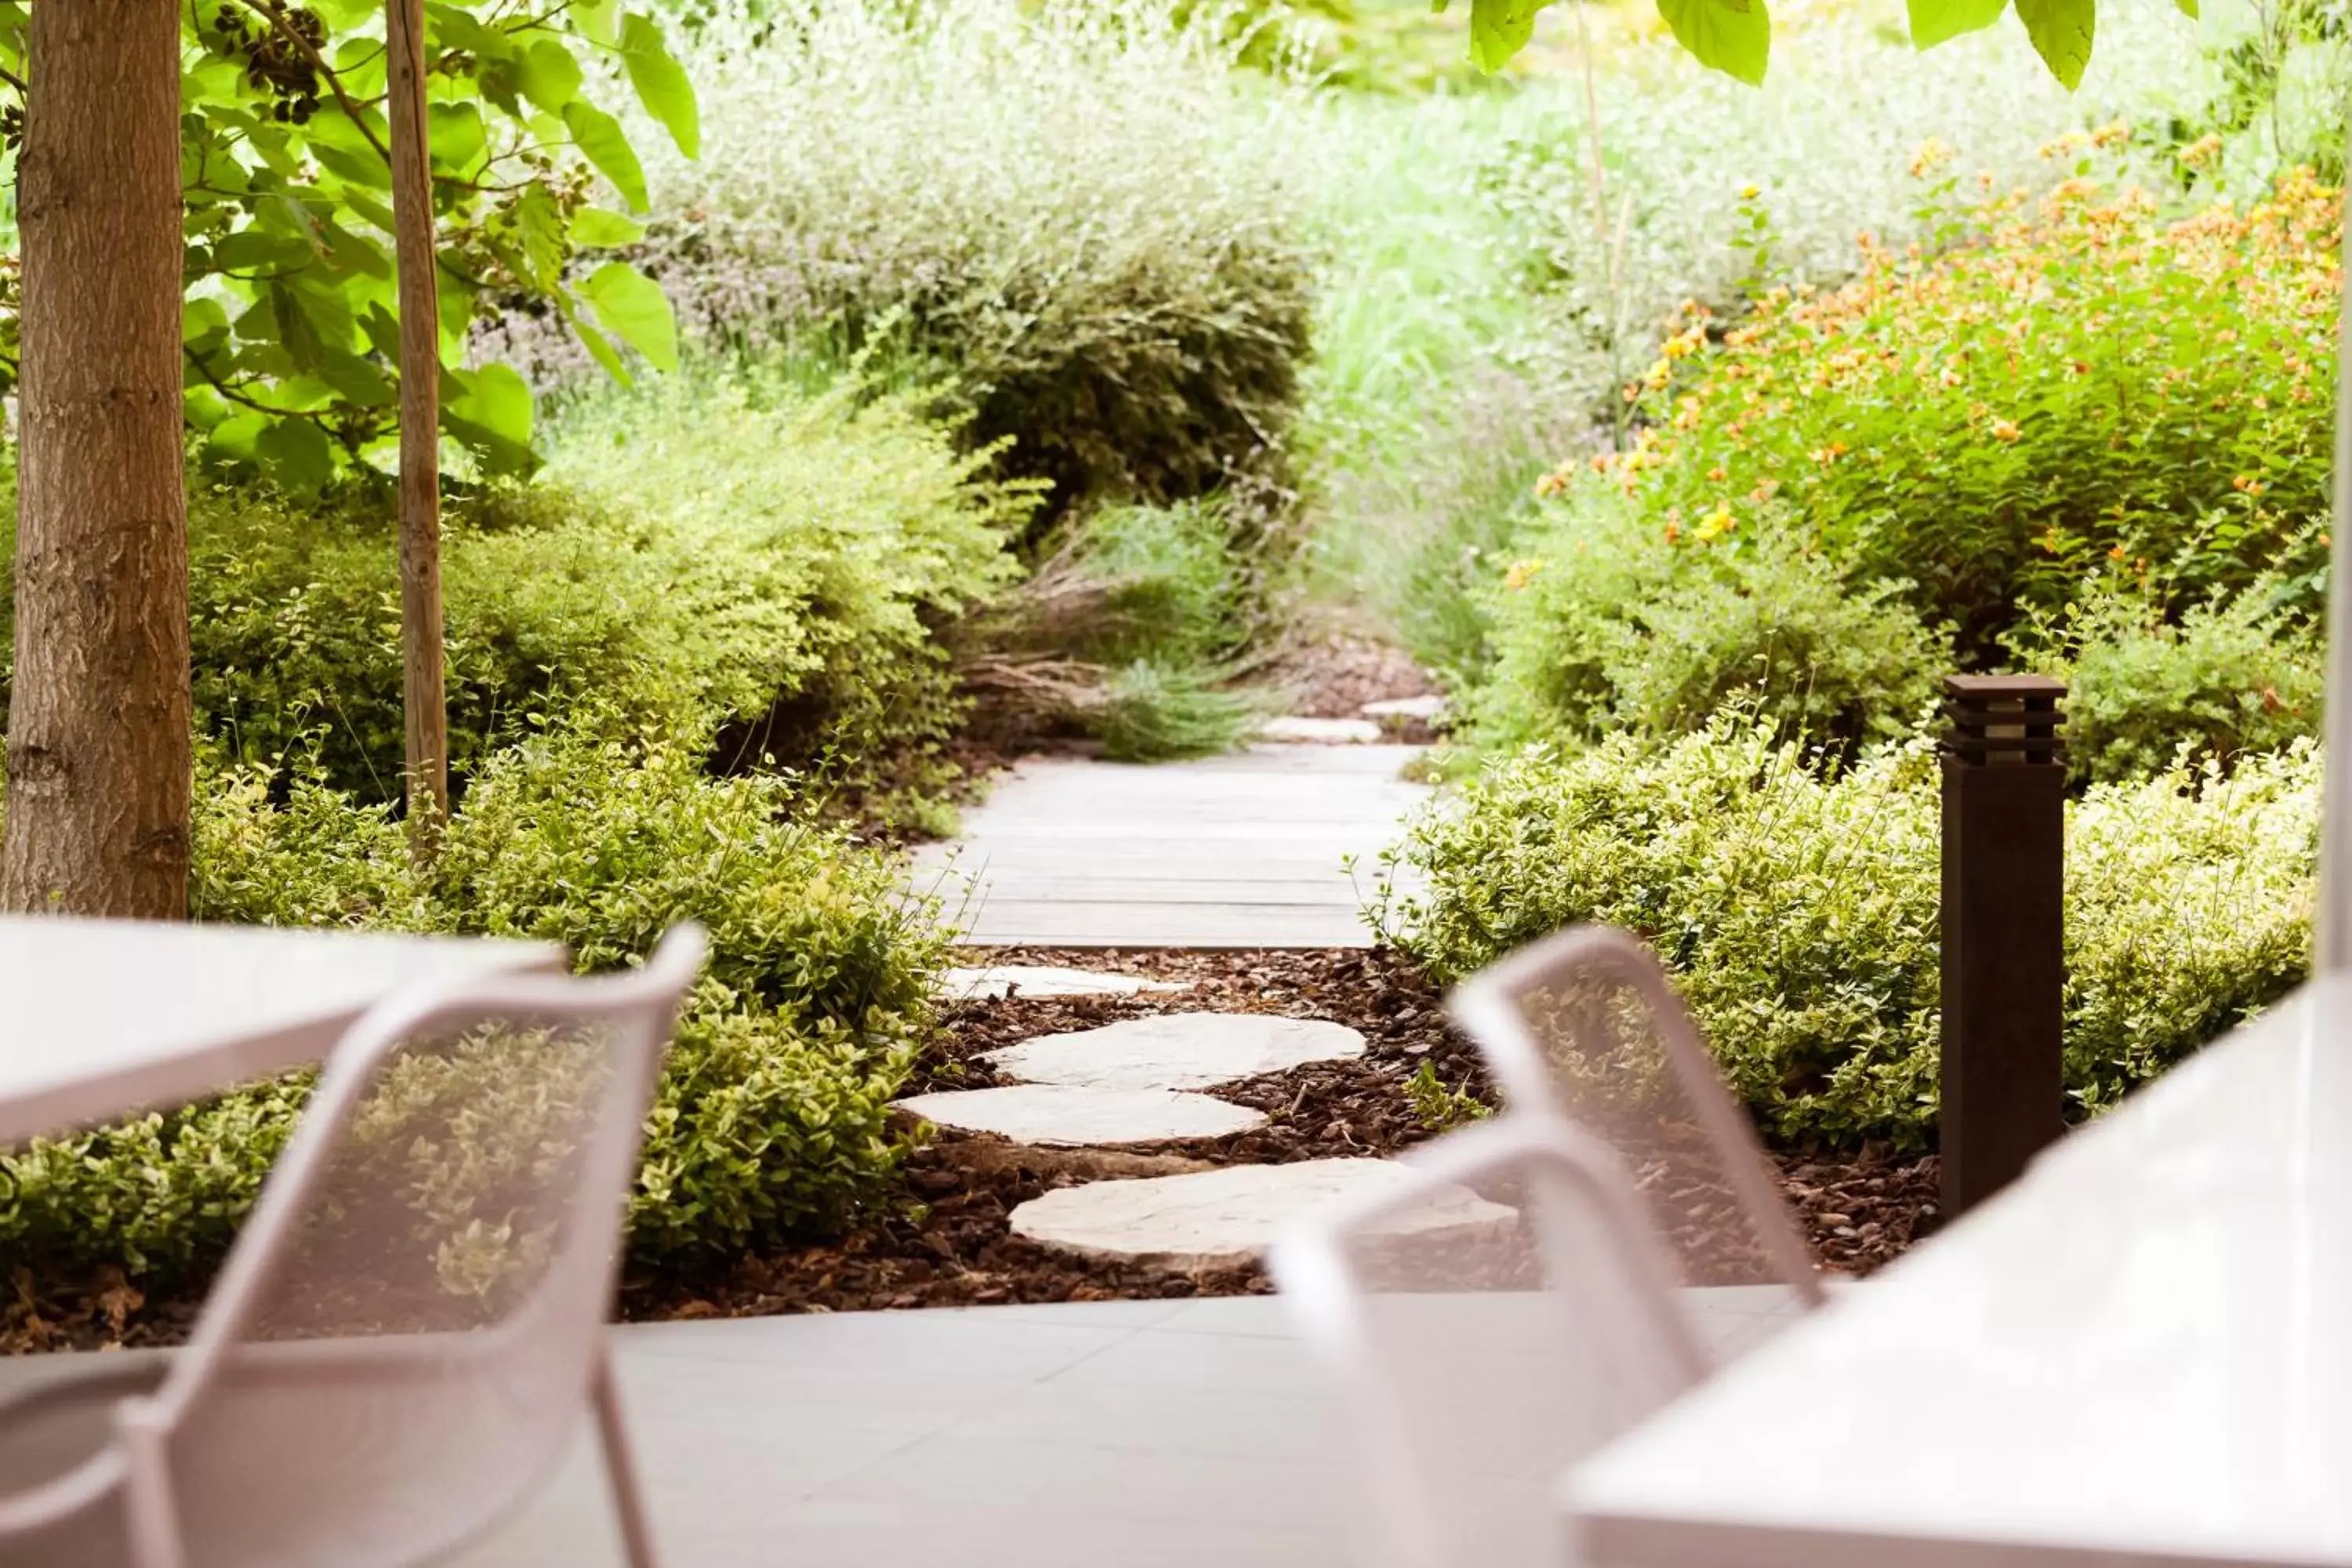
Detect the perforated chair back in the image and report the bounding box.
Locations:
[1270,1116,1709,1568]
[0,925,706,1568]
[1448,926,1824,1312]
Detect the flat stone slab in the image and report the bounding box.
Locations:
[940,965,1189,1002]
[1360,695,1449,722]
[1259,716,1383,744]
[893,1085,1265,1147]
[1009,1158,1519,1271]
[985,1013,1366,1091]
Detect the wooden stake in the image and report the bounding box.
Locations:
[388,0,449,851]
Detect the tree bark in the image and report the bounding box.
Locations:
[2,0,191,918]
[390,0,450,850]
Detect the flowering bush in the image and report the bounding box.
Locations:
[1464,492,1946,757]
[1374,715,2318,1147]
[1548,166,2340,658]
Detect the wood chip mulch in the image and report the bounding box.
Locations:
[5,946,1940,1351]
[622,946,1940,1323]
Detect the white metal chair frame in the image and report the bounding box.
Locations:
[1446,924,1827,1312]
[0,924,707,1568]
[1271,1114,1711,1568]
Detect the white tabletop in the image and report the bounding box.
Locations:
[1566,975,2352,1568]
[0,916,565,1144]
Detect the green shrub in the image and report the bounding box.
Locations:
[629,0,1315,517]
[1561,172,2339,659]
[2024,583,2325,784]
[2,376,1025,808]
[965,498,1269,760]
[3,728,946,1286]
[1377,716,2317,1147]
[1468,497,1946,757]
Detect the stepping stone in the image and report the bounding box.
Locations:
[1259,715,1383,744]
[1361,695,1449,723]
[940,965,1189,1001]
[986,1013,1366,1091]
[893,1085,1265,1147]
[1010,1158,1519,1271]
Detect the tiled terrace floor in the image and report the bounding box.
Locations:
[456,1291,1808,1566]
[0,1291,1809,1566]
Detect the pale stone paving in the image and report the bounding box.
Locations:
[892,1084,1266,1146]
[984,1014,1367,1092]
[912,742,1428,949]
[1007,1159,1519,1271]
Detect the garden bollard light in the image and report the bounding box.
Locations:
[1940,674,2067,1218]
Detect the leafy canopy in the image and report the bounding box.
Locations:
[0,0,698,487]
[1446,0,2197,89]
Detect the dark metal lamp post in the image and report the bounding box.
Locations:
[1940,675,2067,1218]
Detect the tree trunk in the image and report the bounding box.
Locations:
[389,0,449,850]
[2,1,191,919]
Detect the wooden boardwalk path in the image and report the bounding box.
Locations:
[910,744,1430,949]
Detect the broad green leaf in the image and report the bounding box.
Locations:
[564,101,650,213]
[425,3,513,60]
[1466,0,1548,73]
[1657,0,1773,84]
[582,262,679,372]
[443,364,540,474]
[570,208,647,248]
[207,412,269,463]
[570,0,622,46]
[561,296,632,386]
[268,283,330,373]
[318,347,397,409]
[2016,0,2093,87]
[518,38,586,114]
[426,103,489,177]
[183,299,231,355]
[2172,0,2196,15]
[1908,0,2007,47]
[622,15,701,159]
[256,416,336,492]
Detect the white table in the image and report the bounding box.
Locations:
[1566,974,2352,1568]
[1,916,565,1144]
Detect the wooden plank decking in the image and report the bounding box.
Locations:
[909,744,1430,949]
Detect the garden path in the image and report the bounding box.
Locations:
[910,741,1430,948]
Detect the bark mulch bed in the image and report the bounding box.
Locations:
[4,946,1940,1352]
[619,946,1939,1323]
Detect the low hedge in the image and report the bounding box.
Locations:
[0,726,944,1287]
[0,373,1027,810]
[1377,716,2318,1149]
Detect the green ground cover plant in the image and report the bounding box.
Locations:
[1377,714,2318,1146]
[1,728,944,1286]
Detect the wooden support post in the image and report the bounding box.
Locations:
[388,0,448,850]
[1940,675,2067,1218]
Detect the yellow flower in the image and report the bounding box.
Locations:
[1739,183,1760,201]
[1503,559,1543,592]
[1907,137,1955,179]
[1695,506,1734,543]
[1990,418,2021,442]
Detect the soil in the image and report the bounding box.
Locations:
[3,946,1940,1353]
[619,946,1940,1323]
[1261,630,1443,728]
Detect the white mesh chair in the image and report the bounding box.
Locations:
[1447,925,1825,1311]
[0,924,707,1568]
[1270,1115,1710,1568]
